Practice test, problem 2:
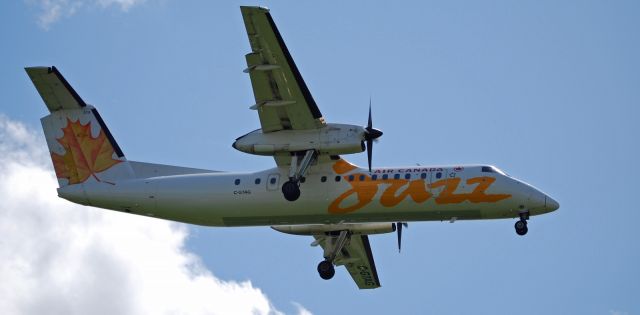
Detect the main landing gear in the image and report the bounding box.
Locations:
[282,150,316,202]
[281,181,300,202]
[316,230,350,280]
[317,260,335,280]
[515,210,529,236]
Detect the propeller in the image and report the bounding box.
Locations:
[364,100,383,173]
[395,222,408,253]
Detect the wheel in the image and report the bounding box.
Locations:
[317,260,335,280]
[515,220,528,236]
[281,180,300,201]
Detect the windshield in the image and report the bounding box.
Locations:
[481,165,508,176]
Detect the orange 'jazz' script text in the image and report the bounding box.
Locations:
[328,160,511,214]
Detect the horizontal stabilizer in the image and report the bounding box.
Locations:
[25,66,86,112]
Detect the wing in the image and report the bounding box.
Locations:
[240,6,326,133]
[315,234,381,289]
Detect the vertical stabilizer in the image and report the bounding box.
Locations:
[26,66,134,187]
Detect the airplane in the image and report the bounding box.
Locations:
[25,6,559,289]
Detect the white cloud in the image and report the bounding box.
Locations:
[0,115,308,315]
[97,0,145,11]
[292,302,313,315]
[26,0,147,29]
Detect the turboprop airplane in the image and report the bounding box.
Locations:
[26,6,559,289]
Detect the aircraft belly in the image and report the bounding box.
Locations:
[322,202,506,223]
[218,194,514,226]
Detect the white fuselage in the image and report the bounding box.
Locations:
[57,160,558,227]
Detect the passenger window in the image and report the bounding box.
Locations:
[254,178,261,185]
[335,176,341,182]
[382,174,389,180]
[436,172,442,179]
[420,173,427,179]
[270,177,276,184]
[359,175,365,181]
[405,173,411,180]
[321,176,327,182]
[394,174,400,180]
[372,174,378,181]
[348,175,355,182]
[234,179,240,185]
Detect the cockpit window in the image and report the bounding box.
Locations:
[481,166,508,176]
[481,166,495,173]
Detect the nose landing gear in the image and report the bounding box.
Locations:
[515,220,528,235]
[515,210,529,236]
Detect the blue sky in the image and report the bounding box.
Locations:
[1,1,639,314]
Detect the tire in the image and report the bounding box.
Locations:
[317,260,335,280]
[515,220,528,236]
[281,181,300,201]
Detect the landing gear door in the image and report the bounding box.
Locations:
[267,173,280,191]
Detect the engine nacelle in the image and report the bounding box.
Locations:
[271,223,396,236]
[232,123,366,156]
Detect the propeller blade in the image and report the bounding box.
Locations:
[367,138,373,173]
[367,100,373,130]
[397,222,402,252]
[367,101,373,172]
[396,222,408,253]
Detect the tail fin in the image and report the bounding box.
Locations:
[26,66,134,187]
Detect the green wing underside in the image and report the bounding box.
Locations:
[240,6,326,133]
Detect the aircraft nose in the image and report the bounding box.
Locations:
[545,195,560,211]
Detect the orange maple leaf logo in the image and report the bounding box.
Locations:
[51,118,121,184]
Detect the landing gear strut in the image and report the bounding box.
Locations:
[316,230,350,280]
[515,211,529,236]
[282,150,316,202]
